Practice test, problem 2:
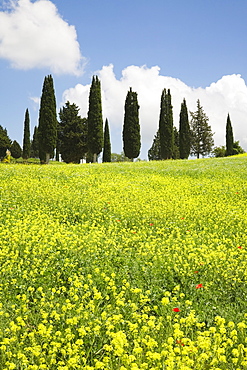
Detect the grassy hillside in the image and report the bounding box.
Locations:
[0,155,246,369]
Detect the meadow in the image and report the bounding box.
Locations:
[0,155,246,370]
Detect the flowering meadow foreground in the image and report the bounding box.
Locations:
[0,155,247,370]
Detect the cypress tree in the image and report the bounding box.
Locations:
[123,87,141,161]
[103,118,111,162]
[148,130,161,161]
[38,75,57,164]
[22,108,30,160]
[30,126,39,158]
[159,89,173,159]
[226,113,234,156]
[87,76,103,162]
[173,127,180,159]
[58,101,88,163]
[190,100,214,158]
[179,98,190,159]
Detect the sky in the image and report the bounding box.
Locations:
[0,0,247,159]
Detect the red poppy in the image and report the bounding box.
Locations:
[194,271,198,274]
[176,339,184,346]
[238,246,242,249]
[196,284,203,289]
[181,217,184,220]
[172,307,180,312]
[149,223,154,226]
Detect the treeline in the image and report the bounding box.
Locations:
[0,75,244,163]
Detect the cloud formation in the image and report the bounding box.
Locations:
[0,0,85,75]
[63,64,247,158]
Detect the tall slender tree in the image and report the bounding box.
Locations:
[123,87,141,161]
[38,75,57,164]
[22,108,30,161]
[226,113,234,156]
[148,130,161,161]
[103,118,111,162]
[87,76,103,162]
[0,125,11,159]
[179,98,190,159]
[190,100,214,158]
[159,88,173,159]
[30,126,39,158]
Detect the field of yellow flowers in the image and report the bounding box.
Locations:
[0,155,247,370]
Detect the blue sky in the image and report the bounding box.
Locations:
[0,0,247,159]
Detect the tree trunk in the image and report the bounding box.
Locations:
[45,152,50,164]
[93,153,97,163]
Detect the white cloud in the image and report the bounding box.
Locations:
[0,0,85,75]
[63,64,247,158]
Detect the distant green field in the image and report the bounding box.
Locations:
[0,155,246,369]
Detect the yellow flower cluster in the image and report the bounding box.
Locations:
[0,155,246,369]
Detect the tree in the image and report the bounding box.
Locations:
[123,87,141,161]
[38,75,57,164]
[111,152,131,162]
[226,114,234,156]
[179,98,190,159]
[0,125,11,160]
[58,101,88,163]
[213,146,226,157]
[148,130,161,161]
[22,108,31,160]
[11,140,22,159]
[173,127,180,159]
[30,126,39,158]
[103,118,111,162]
[190,100,214,158]
[87,76,103,162]
[159,88,173,159]
[233,141,245,155]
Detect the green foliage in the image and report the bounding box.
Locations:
[172,126,180,159]
[148,130,161,160]
[190,100,214,158]
[111,152,132,162]
[213,145,226,157]
[30,126,39,158]
[0,125,11,159]
[38,75,57,164]
[22,108,31,160]
[179,98,190,159]
[103,118,111,162]
[159,89,173,159]
[87,76,103,162]
[123,87,141,161]
[58,101,87,163]
[11,140,22,159]
[233,140,245,155]
[226,114,234,156]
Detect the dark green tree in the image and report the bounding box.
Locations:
[179,98,190,159]
[22,108,31,160]
[173,126,180,159]
[103,118,111,162]
[38,75,57,164]
[148,130,161,160]
[233,141,245,155]
[58,101,87,163]
[111,152,131,162]
[123,87,141,161]
[11,140,22,159]
[190,100,214,158]
[87,76,103,162]
[159,88,173,159]
[226,114,234,156]
[0,125,11,159]
[30,126,39,158]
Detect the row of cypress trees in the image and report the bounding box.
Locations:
[3,74,243,163]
